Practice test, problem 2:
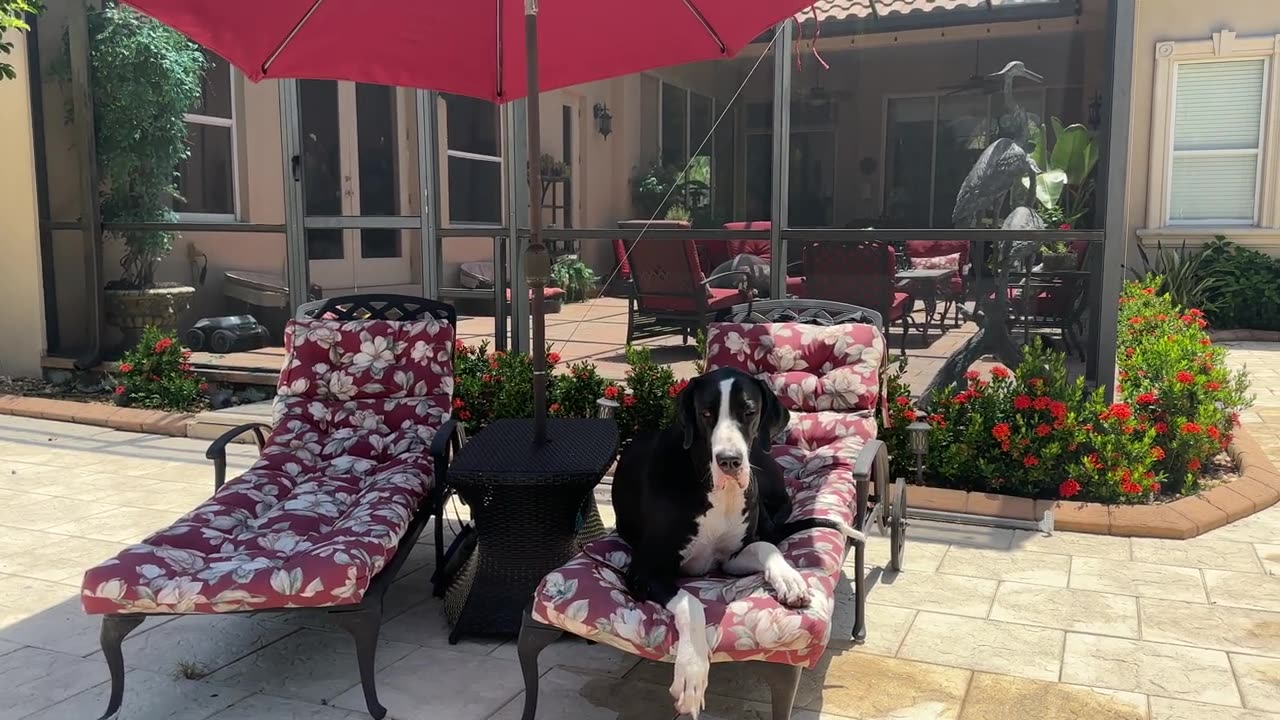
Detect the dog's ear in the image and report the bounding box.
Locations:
[678,377,699,450]
[755,376,789,450]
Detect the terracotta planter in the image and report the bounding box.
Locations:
[104,285,195,351]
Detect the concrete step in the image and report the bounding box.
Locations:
[187,400,273,443]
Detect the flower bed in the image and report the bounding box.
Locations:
[882,277,1252,504]
[452,341,680,447]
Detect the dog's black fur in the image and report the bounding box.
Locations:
[612,367,850,606]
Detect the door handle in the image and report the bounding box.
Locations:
[291,154,301,182]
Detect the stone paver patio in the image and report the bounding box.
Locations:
[0,343,1277,719]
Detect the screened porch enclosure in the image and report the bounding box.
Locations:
[36,0,1128,401]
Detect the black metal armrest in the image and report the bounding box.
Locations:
[786,260,805,274]
[700,269,751,286]
[852,439,888,534]
[205,422,271,490]
[430,419,465,492]
[852,438,887,482]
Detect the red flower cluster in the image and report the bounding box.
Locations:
[992,423,1012,442]
[603,385,620,400]
[1175,371,1195,384]
[668,379,689,398]
[1058,479,1081,498]
[153,337,173,353]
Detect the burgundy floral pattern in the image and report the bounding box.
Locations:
[82,319,454,615]
[532,320,884,669]
[911,252,961,271]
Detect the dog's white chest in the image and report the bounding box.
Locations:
[679,488,749,576]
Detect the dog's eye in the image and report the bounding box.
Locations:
[702,410,713,419]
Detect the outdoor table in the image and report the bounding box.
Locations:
[897,266,958,342]
[442,417,617,643]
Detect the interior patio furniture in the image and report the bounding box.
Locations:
[516,298,903,720]
[80,294,464,720]
[903,239,971,325]
[617,232,754,345]
[1005,240,1093,359]
[797,240,915,355]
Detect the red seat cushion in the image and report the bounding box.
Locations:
[505,287,566,302]
[706,287,745,311]
[889,291,912,321]
[81,318,455,615]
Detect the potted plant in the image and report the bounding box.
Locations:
[85,6,207,350]
[1028,119,1099,271]
[539,153,570,182]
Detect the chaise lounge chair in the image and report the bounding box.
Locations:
[80,294,464,720]
[516,298,903,719]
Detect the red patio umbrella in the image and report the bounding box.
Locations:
[124,0,816,441]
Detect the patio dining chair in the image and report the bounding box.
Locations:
[617,233,754,345]
[1005,241,1092,359]
[904,239,971,325]
[797,240,915,355]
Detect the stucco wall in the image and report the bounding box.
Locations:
[0,32,48,377]
[1128,0,1280,255]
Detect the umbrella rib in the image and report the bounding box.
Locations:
[262,0,327,74]
[682,0,726,53]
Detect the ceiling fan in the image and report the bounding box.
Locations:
[795,53,856,107]
[941,42,993,96]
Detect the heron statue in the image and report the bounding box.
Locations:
[921,60,1049,405]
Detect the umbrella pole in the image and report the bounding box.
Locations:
[524,0,551,444]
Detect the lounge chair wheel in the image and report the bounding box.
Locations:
[888,477,907,573]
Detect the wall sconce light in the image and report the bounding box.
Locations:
[1088,92,1104,129]
[593,103,613,139]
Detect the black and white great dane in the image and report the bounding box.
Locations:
[611,367,864,717]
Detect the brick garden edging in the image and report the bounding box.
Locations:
[910,425,1280,539]
[1210,329,1280,343]
[0,394,193,438]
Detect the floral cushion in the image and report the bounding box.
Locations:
[81,318,454,615]
[705,322,884,412]
[532,320,883,668]
[911,252,961,271]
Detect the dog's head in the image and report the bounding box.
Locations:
[677,367,789,490]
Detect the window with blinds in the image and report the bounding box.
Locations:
[1168,59,1267,224]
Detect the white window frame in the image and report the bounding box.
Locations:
[177,59,240,222]
[442,95,504,228]
[1164,58,1269,227]
[1147,30,1280,230]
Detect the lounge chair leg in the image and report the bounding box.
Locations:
[432,488,447,598]
[756,661,803,720]
[851,538,867,644]
[518,606,563,720]
[99,614,144,720]
[332,608,387,720]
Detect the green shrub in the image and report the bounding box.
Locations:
[1117,276,1252,492]
[880,277,1252,503]
[112,327,205,411]
[1195,237,1280,331]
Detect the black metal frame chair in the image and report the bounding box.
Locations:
[97,294,464,720]
[515,298,902,720]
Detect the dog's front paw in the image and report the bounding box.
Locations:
[670,645,710,718]
[766,562,811,608]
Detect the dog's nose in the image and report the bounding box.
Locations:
[715,452,744,474]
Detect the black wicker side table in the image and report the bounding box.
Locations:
[443,418,617,643]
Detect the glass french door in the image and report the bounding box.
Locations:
[299,80,414,296]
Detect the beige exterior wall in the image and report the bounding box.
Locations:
[1128,0,1280,255]
[0,32,47,377]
